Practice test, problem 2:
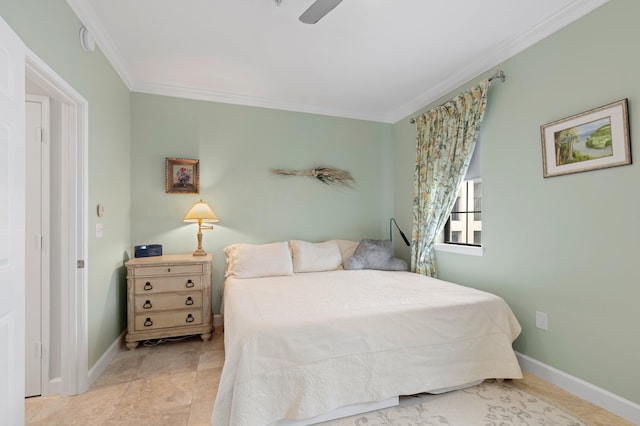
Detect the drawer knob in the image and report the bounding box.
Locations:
[185,297,194,306]
[144,282,153,291]
[144,318,153,327]
[185,279,195,288]
[143,300,152,309]
[185,314,195,323]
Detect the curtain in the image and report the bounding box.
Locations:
[411,80,488,277]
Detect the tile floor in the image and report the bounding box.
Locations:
[25,329,632,426]
[25,332,224,425]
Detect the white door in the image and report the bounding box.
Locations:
[0,15,27,425]
[25,95,49,397]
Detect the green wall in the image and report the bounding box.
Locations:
[3,0,638,409]
[131,94,392,312]
[392,0,639,404]
[0,0,131,368]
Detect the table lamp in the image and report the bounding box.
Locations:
[183,199,218,256]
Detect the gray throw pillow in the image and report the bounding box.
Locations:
[344,239,408,271]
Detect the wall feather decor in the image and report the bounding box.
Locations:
[271,167,355,188]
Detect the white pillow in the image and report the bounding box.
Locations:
[224,241,294,278]
[289,240,343,273]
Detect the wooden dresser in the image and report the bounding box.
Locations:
[124,254,213,349]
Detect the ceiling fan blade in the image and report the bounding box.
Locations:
[299,0,343,24]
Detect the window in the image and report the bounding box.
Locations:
[473,230,482,245]
[451,196,461,220]
[436,132,483,256]
[443,179,481,246]
[473,181,482,221]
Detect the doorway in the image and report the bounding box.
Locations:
[25,51,89,397]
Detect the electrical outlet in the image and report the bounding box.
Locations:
[536,311,548,330]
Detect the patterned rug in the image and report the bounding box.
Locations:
[322,380,586,426]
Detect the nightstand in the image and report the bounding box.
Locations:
[124,254,213,349]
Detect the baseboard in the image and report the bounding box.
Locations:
[214,314,224,332]
[516,352,640,424]
[87,330,126,388]
[213,314,223,327]
[46,377,61,396]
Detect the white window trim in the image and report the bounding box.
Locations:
[435,243,484,256]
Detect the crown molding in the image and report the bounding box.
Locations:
[132,81,391,123]
[66,0,608,124]
[66,0,136,90]
[385,0,609,124]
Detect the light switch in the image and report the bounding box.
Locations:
[96,222,103,238]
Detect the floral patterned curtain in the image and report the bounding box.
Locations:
[411,80,488,277]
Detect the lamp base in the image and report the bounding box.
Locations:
[192,248,207,256]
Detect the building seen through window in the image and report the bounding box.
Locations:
[444,180,481,246]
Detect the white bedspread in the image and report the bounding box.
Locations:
[212,270,522,426]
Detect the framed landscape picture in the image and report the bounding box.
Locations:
[165,158,199,194]
[540,99,630,178]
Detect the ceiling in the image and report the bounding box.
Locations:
[66,0,607,123]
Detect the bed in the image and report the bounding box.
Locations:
[211,240,522,426]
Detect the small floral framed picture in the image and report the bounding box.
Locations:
[165,158,199,194]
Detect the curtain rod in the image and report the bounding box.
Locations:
[409,70,505,124]
[488,69,506,83]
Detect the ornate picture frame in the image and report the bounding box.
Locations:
[540,99,630,178]
[165,158,199,194]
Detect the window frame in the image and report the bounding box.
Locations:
[434,242,483,256]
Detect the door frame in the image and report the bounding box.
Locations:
[25,48,89,395]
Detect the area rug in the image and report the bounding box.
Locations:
[322,380,586,426]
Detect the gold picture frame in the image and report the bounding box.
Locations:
[541,99,631,178]
[165,158,199,194]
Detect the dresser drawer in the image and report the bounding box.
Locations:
[134,292,202,312]
[130,263,203,277]
[135,310,203,331]
[134,275,202,294]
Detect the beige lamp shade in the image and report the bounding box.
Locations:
[183,200,218,256]
[183,200,219,223]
